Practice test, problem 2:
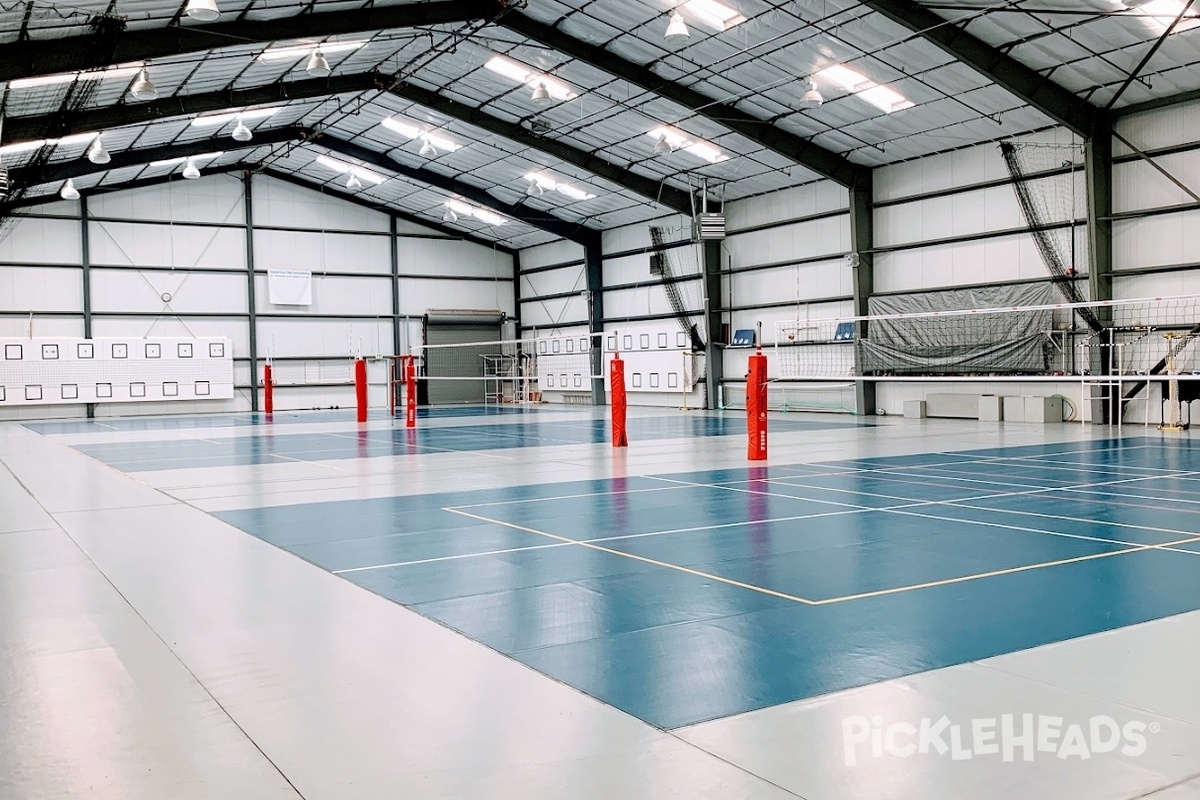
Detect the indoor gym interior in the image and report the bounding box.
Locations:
[4,1,1200,799]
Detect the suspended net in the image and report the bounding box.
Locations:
[998,140,1101,332]
[649,225,706,352]
[773,292,1200,383]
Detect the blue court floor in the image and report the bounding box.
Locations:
[39,404,1197,730]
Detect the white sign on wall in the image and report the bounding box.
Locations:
[604,324,699,394]
[267,269,313,306]
[0,337,234,406]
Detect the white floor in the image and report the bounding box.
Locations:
[2,410,1199,799]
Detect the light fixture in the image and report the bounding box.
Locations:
[306,50,331,78]
[346,173,363,191]
[182,159,201,179]
[647,127,729,163]
[380,117,460,152]
[10,64,142,90]
[814,65,913,114]
[129,68,157,101]
[86,138,110,165]
[59,179,80,200]
[530,82,552,106]
[191,108,279,128]
[151,151,223,167]
[484,55,576,103]
[0,132,99,159]
[446,198,507,226]
[418,139,438,158]
[442,207,458,223]
[184,0,220,21]
[679,0,747,31]
[258,41,366,63]
[231,118,252,142]
[1126,0,1199,32]
[665,11,690,42]
[800,79,823,108]
[314,154,386,185]
[524,171,596,201]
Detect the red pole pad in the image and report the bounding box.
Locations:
[610,357,628,448]
[355,358,368,423]
[747,351,768,460]
[263,364,274,415]
[404,356,417,429]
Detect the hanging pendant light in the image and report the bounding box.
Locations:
[182,158,201,180]
[800,79,824,109]
[526,179,544,197]
[346,173,363,191]
[653,133,673,156]
[129,68,158,101]
[231,118,252,142]
[86,137,110,165]
[59,179,80,200]
[184,0,220,21]
[665,11,690,42]
[418,139,437,158]
[530,82,552,106]
[442,207,458,223]
[306,50,331,78]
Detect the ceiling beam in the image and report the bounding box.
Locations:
[0,0,500,83]
[312,131,590,244]
[856,0,1101,138]
[4,163,249,210]
[260,168,517,255]
[386,82,694,213]
[1,73,382,145]
[8,125,307,187]
[497,12,871,189]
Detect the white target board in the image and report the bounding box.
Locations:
[535,333,593,393]
[604,324,699,394]
[0,337,234,407]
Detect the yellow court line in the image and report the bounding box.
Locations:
[441,511,1200,610]
[442,507,821,606]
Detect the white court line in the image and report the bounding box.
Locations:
[445,483,693,511]
[942,500,1200,542]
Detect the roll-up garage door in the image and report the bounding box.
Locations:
[423,310,505,405]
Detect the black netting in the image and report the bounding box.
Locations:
[649,225,705,351]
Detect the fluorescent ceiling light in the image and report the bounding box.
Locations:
[523,171,596,201]
[150,151,224,167]
[314,154,386,185]
[815,65,913,114]
[258,41,366,62]
[646,126,729,163]
[446,198,507,226]
[191,107,280,128]
[9,63,142,89]
[680,0,747,31]
[0,132,99,158]
[483,55,576,102]
[1131,0,1200,31]
[380,117,459,152]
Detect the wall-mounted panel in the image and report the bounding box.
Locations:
[252,175,389,233]
[0,266,83,312]
[89,175,245,224]
[253,228,390,275]
[399,238,511,279]
[89,220,246,270]
[400,279,512,317]
[725,182,847,230]
[254,274,391,317]
[91,270,247,314]
[0,216,82,264]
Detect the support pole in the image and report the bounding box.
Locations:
[244,172,260,413]
[80,195,94,419]
[263,363,274,415]
[849,180,876,417]
[1087,122,1115,423]
[584,233,605,407]
[746,334,767,461]
[702,238,723,410]
[355,357,368,423]
[610,351,628,447]
[389,215,402,413]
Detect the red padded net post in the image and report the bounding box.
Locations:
[355,358,368,423]
[263,364,274,415]
[403,355,417,429]
[610,355,628,448]
[747,346,768,460]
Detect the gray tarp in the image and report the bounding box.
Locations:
[860,283,1059,374]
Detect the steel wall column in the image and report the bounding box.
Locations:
[849,182,876,417]
[243,172,260,413]
[80,196,94,419]
[1087,123,1116,422]
[703,239,723,409]
[584,234,605,405]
